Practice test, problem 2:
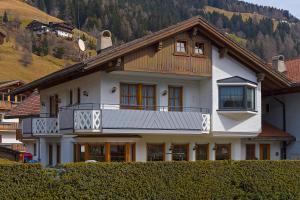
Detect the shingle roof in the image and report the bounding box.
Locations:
[285,57,300,83]
[5,92,40,119]
[257,122,295,141]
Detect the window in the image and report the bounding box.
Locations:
[260,144,270,160]
[219,86,255,111]
[57,144,61,164]
[215,144,231,160]
[0,135,2,143]
[147,144,165,161]
[194,42,204,55]
[265,103,270,113]
[246,144,256,160]
[142,85,156,110]
[172,144,189,161]
[176,41,187,53]
[195,144,209,160]
[89,144,105,162]
[69,89,73,105]
[120,83,156,110]
[120,83,138,109]
[77,88,81,104]
[168,86,183,111]
[33,143,37,156]
[49,95,58,117]
[110,144,125,162]
[48,144,53,165]
[10,95,15,102]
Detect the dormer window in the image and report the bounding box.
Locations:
[176,40,187,53]
[194,42,204,55]
[217,76,257,111]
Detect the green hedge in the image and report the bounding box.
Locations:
[0,161,299,199]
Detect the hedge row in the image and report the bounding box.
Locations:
[0,161,300,199]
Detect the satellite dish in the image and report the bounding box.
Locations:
[78,39,86,52]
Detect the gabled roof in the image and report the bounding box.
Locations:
[12,16,292,95]
[5,91,40,119]
[0,80,24,91]
[285,57,300,83]
[217,76,257,85]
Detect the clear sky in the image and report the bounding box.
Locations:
[242,0,300,19]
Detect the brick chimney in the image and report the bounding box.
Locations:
[272,55,286,73]
[96,30,112,54]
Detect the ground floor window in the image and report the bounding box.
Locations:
[195,144,209,160]
[89,144,106,162]
[215,144,231,160]
[246,144,256,160]
[48,144,53,165]
[147,144,165,161]
[172,144,189,161]
[110,144,126,162]
[260,144,270,160]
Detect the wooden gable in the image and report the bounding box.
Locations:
[123,29,212,77]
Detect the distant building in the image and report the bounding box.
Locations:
[49,22,74,39]
[26,20,74,39]
[26,20,50,35]
[0,80,29,151]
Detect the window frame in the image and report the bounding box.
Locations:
[193,41,205,57]
[168,86,183,112]
[174,39,188,55]
[147,143,165,161]
[215,144,231,160]
[195,143,209,160]
[172,144,189,161]
[218,85,256,111]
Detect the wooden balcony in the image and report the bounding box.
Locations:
[0,101,17,110]
[0,122,19,131]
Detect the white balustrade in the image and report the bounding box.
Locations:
[201,114,211,133]
[74,110,101,131]
[32,118,59,135]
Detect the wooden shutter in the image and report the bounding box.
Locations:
[105,143,111,162]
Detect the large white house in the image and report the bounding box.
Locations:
[12,17,295,166]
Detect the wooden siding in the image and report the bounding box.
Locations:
[123,32,212,77]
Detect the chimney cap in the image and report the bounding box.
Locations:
[272,55,285,61]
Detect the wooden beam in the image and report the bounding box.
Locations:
[105,143,111,162]
[219,47,227,58]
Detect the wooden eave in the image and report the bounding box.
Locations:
[12,16,292,95]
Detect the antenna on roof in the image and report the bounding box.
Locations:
[78,38,86,61]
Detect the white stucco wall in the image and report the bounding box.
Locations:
[211,47,261,135]
[40,72,101,114]
[263,93,300,159]
[100,72,210,110]
[0,132,21,144]
[241,141,281,160]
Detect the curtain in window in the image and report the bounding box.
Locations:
[121,84,138,108]
[147,144,164,161]
[89,144,105,162]
[220,86,244,109]
[142,85,155,110]
[169,86,182,111]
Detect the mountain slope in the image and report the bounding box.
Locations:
[30,0,300,61]
[0,0,96,83]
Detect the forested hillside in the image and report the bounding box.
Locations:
[28,0,300,61]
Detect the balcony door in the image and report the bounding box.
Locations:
[120,83,156,110]
[168,86,183,111]
[49,95,59,117]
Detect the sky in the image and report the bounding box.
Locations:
[242,0,300,19]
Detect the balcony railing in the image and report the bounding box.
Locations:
[59,104,210,134]
[22,116,59,136]
[0,122,19,130]
[22,104,211,136]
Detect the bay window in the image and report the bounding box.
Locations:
[219,85,256,111]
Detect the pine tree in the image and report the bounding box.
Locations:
[3,11,8,23]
